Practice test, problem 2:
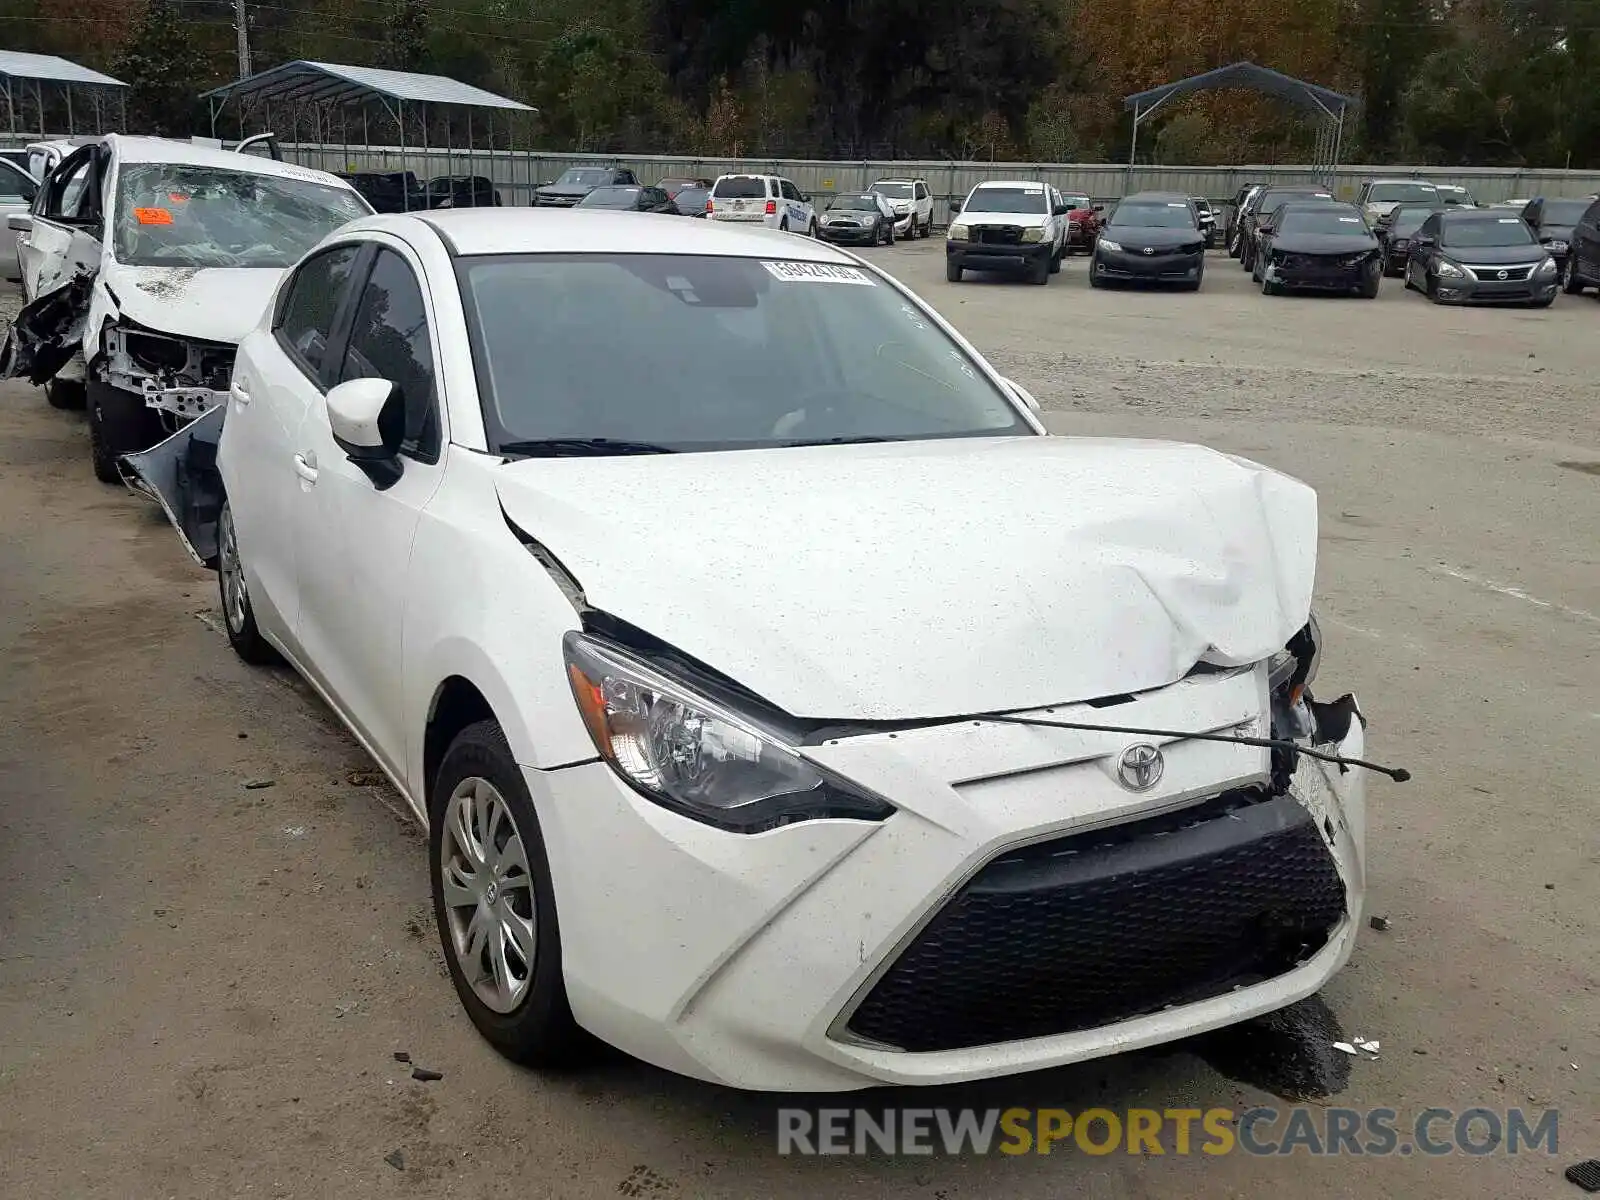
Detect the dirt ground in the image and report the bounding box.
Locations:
[0,246,1595,1199]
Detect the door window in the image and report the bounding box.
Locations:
[275,244,362,382]
[339,248,441,461]
[44,149,96,221]
[780,180,800,202]
[0,161,36,206]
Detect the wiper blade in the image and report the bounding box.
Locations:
[498,438,678,458]
[779,435,900,447]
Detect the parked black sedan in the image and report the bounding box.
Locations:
[1563,196,1600,295]
[1520,196,1593,284]
[1090,193,1206,289]
[1374,202,1442,276]
[1238,186,1335,272]
[818,192,898,245]
[1403,210,1560,306]
[1253,202,1382,297]
[575,184,679,214]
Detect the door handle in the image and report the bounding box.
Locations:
[292,452,319,484]
[230,377,251,405]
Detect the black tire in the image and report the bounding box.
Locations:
[45,378,86,411]
[1564,265,1585,295]
[431,719,585,1067]
[885,221,895,245]
[1028,256,1050,285]
[1048,247,1062,275]
[946,261,963,283]
[808,218,819,238]
[1359,269,1380,299]
[217,499,279,666]
[1185,266,1204,291]
[86,381,163,485]
[778,218,789,233]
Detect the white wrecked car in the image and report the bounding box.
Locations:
[2,134,371,480]
[125,210,1401,1092]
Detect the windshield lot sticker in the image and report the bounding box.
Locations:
[1497,217,1521,223]
[134,207,173,225]
[762,261,875,285]
[1339,217,1361,222]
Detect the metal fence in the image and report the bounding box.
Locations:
[7,132,1599,218]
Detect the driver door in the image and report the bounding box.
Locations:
[18,144,104,301]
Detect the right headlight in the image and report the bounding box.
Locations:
[1436,260,1467,278]
[563,633,894,833]
[948,222,970,241]
[1097,237,1123,253]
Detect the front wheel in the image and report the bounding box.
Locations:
[45,378,86,411]
[217,500,279,665]
[1564,265,1586,294]
[1028,257,1050,285]
[432,719,585,1067]
[86,381,163,485]
[946,260,963,283]
[1048,248,1062,275]
[1359,269,1380,299]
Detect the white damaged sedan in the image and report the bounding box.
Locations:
[127,210,1384,1092]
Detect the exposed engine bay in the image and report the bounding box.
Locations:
[102,321,235,422]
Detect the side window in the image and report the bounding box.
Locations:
[915,182,928,200]
[46,150,94,220]
[276,244,362,382]
[0,161,36,206]
[1420,215,1440,239]
[339,248,440,461]
[780,180,799,201]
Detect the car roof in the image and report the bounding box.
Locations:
[871,177,924,183]
[104,135,354,191]
[392,209,864,260]
[1124,191,1191,202]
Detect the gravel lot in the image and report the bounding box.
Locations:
[1,245,1595,1199]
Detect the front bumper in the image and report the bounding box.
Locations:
[1433,274,1559,304]
[1263,255,1379,292]
[1094,245,1205,282]
[820,223,880,244]
[946,239,1051,272]
[529,666,1367,1091]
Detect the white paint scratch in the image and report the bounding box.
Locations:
[1432,566,1600,627]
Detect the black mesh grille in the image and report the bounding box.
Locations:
[975,225,1024,245]
[845,791,1347,1053]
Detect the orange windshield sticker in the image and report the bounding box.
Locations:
[134,207,173,225]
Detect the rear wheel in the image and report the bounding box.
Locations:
[808,218,819,238]
[86,381,163,485]
[218,499,279,666]
[431,720,585,1067]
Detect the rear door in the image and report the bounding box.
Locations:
[224,241,367,655]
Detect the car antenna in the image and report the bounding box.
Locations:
[974,712,1411,782]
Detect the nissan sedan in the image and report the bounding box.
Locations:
[124,210,1374,1092]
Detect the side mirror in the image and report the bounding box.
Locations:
[8,213,32,232]
[948,198,962,214]
[326,377,404,488]
[801,194,811,203]
[1053,203,1069,216]
[1093,204,1106,213]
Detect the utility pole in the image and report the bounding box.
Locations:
[234,0,253,79]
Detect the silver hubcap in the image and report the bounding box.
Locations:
[439,777,536,1014]
[219,506,248,634]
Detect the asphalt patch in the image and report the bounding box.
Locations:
[1190,993,1353,1101]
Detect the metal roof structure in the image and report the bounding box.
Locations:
[1122,62,1355,191]
[1123,62,1353,118]
[0,50,127,89]
[201,60,534,114]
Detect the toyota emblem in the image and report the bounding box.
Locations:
[1142,246,1155,255]
[1496,269,1508,279]
[1116,743,1165,792]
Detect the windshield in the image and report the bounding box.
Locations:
[872,182,914,199]
[1062,195,1091,210]
[1278,208,1368,235]
[965,186,1047,215]
[556,169,611,187]
[1257,191,1330,213]
[114,163,369,269]
[830,195,880,211]
[1368,182,1439,204]
[459,254,1032,453]
[1442,218,1536,248]
[714,176,769,198]
[1540,200,1589,225]
[578,187,642,208]
[1438,187,1474,205]
[1111,202,1194,228]
[1388,205,1437,234]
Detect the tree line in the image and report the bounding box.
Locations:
[3,0,1598,166]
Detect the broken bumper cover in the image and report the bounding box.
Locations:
[532,667,1366,1091]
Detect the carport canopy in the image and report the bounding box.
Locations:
[0,50,128,137]
[1122,62,1355,189]
[201,60,534,120]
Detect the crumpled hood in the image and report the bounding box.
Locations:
[494,436,1319,721]
[103,261,285,344]
[1272,233,1379,255]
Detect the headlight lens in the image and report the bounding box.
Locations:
[1436,260,1467,278]
[1536,256,1559,275]
[1021,227,1046,244]
[563,633,894,833]
[948,222,970,241]
[1098,237,1123,253]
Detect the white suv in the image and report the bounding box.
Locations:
[870,178,933,238]
[707,173,817,236]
